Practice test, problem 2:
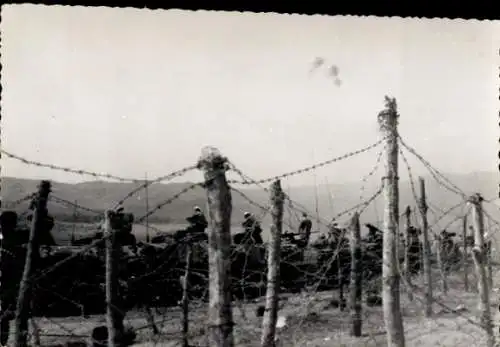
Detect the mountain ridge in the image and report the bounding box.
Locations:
[1,171,498,229]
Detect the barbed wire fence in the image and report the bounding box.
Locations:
[1,107,499,346]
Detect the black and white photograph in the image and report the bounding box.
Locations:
[1,5,500,347]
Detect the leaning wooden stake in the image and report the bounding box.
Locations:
[105,210,124,347]
[197,147,234,347]
[469,193,494,347]
[418,177,433,317]
[261,180,284,347]
[349,212,363,337]
[182,244,192,347]
[403,206,413,301]
[13,180,51,347]
[378,96,405,347]
[462,215,470,292]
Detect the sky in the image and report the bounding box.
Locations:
[1,5,499,187]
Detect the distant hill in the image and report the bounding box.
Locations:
[2,172,498,232]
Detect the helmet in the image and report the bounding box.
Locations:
[244,212,251,218]
[194,206,201,212]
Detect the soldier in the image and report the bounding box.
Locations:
[241,212,263,245]
[186,206,208,235]
[297,213,312,248]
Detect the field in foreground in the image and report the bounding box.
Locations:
[12,267,499,347]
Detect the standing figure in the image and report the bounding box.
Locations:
[297,213,312,248]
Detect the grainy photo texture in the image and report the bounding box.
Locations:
[0,5,499,347]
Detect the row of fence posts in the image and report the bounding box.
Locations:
[8,170,496,346]
[4,99,497,347]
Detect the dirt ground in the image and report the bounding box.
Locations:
[9,268,500,347]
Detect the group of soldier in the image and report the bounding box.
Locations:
[181,205,315,248]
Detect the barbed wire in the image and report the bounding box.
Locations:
[398,137,467,199]
[113,164,198,209]
[3,142,496,345]
[427,200,468,234]
[399,147,421,210]
[1,191,37,208]
[134,182,202,224]
[49,195,102,215]
[1,149,146,183]
[358,144,385,206]
[356,183,384,216]
[228,138,386,185]
[26,185,199,286]
[228,164,335,228]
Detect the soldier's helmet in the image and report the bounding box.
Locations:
[244,212,251,219]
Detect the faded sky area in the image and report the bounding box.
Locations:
[1,5,499,187]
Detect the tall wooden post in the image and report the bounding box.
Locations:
[486,240,493,289]
[403,206,413,301]
[435,233,448,294]
[418,177,433,317]
[462,215,469,292]
[349,212,362,337]
[182,245,192,347]
[378,96,405,347]
[469,194,494,347]
[13,180,51,347]
[105,210,124,347]
[261,180,284,347]
[197,147,234,347]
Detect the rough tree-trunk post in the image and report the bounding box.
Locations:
[378,96,406,347]
[104,210,124,347]
[30,300,41,347]
[182,244,192,347]
[435,234,449,294]
[462,215,469,292]
[403,206,413,301]
[486,241,493,290]
[261,180,284,347]
[197,147,234,347]
[13,180,51,347]
[418,177,433,317]
[349,212,362,337]
[469,193,494,347]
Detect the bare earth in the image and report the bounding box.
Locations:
[13,268,500,347]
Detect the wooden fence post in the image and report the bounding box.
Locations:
[418,177,433,317]
[378,96,405,347]
[182,244,192,347]
[403,206,413,302]
[469,193,494,347]
[261,180,284,347]
[104,210,124,347]
[197,147,234,347]
[13,180,51,347]
[349,212,362,337]
[486,240,493,289]
[435,233,449,294]
[462,215,470,292]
